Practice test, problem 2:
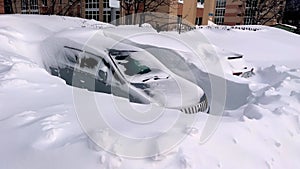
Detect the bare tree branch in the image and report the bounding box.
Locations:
[119,0,172,24]
[240,0,285,25]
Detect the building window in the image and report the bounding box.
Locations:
[42,0,47,6]
[86,10,99,21]
[21,0,28,13]
[30,0,39,14]
[214,17,224,25]
[116,10,120,20]
[244,0,258,25]
[102,0,111,23]
[195,17,202,25]
[85,0,99,20]
[103,0,109,8]
[214,0,226,25]
[115,10,120,24]
[21,0,38,14]
[215,0,226,8]
[103,10,111,23]
[215,8,225,16]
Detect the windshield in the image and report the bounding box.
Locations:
[117,54,151,76]
[109,50,167,80]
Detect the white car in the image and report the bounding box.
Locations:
[41,29,209,114]
[215,48,255,78]
[226,53,255,77]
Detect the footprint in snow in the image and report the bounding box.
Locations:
[33,114,70,149]
[15,110,38,121]
[178,148,193,169]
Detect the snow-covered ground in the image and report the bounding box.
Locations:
[0,14,300,169]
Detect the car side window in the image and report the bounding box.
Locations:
[80,51,123,86]
[62,46,123,86]
[63,47,79,65]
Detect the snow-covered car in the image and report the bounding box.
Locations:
[226,53,254,77]
[214,48,255,78]
[41,29,209,114]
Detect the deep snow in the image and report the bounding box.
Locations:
[0,14,300,169]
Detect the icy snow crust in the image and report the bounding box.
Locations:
[0,14,300,169]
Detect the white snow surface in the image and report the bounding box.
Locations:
[0,14,300,169]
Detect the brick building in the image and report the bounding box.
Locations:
[0,0,4,14]
[0,0,286,27]
[117,0,285,27]
[213,0,286,26]
[3,0,120,23]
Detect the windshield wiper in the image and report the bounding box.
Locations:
[142,75,170,82]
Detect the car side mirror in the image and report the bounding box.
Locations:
[98,70,107,82]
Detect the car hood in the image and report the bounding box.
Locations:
[130,72,204,109]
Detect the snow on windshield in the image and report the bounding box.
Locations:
[110,50,169,80]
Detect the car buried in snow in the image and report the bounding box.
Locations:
[213,48,255,78]
[41,29,209,114]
